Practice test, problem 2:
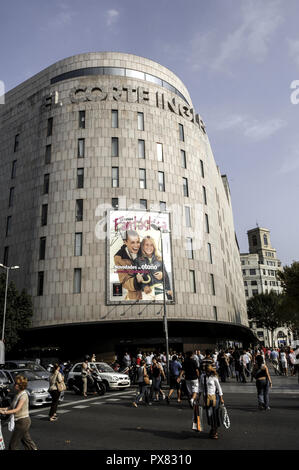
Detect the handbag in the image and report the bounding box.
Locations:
[8,415,15,432]
[57,380,66,392]
[144,374,150,385]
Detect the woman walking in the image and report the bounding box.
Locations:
[132,360,151,407]
[0,375,37,450]
[198,364,224,439]
[48,363,65,421]
[252,355,272,410]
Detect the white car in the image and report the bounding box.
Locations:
[67,362,130,391]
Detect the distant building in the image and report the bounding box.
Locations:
[241,227,292,347]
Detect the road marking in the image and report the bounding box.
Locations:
[106,398,121,402]
[73,405,90,409]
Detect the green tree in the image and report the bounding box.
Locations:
[277,261,299,333]
[247,291,282,347]
[0,273,33,352]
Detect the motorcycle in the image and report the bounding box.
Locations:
[69,370,106,396]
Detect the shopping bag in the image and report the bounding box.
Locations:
[192,402,204,432]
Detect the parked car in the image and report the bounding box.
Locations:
[2,369,64,407]
[4,360,50,380]
[67,362,130,391]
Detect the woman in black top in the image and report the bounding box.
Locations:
[252,355,272,410]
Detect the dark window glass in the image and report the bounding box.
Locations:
[74,268,81,293]
[14,134,20,152]
[79,110,85,129]
[200,160,205,178]
[208,243,213,263]
[203,186,207,205]
[45,145,51,164]
[11,160,17,179]
[47,118,53,137]
[183,177,189,197]
[3,246,9,266]
[181,150,186,168]
[5,216,11,236]
[77,168,84,188]
[112,198,119,209]
[76,199,83,221]
[37,271,44,296]
[190,270,196,293]
[43,174,49,194]
[112,137,119,157]
[112,110,118,128]
[8,187,14,207]
[41,204,48,226]
[213,306,218,320]
[39,237,46,260]
[205,213,210,233]
[210,273,216,295]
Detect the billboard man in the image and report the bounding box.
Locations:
[114,230,143,300]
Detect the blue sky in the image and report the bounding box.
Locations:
[1,0,298,265]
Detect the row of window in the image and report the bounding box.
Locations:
[36,268,216,297]
[242,268,277,277]
[244,280,280,287]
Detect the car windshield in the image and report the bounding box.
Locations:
[92,363,114,373]
[25,363,47,372]
[10,370,41,381]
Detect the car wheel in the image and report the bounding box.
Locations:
[103,380,110,392]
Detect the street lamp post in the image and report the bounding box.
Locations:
[159,229,170,385]
[0,263,20,343]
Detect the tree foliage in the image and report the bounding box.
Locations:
[277,261,299,331]
[247,291,282,334]
[0,273,33,352]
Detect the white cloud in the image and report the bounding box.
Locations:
[106,9,120,27]
[214,113,286,141]
[287,38,299,68]
[189,0,283,72]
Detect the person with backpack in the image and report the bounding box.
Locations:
[166,355,182,404]
[252,354,272,410]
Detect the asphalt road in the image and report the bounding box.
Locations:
[1,373,298,455]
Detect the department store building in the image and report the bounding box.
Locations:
[0,53,256,360]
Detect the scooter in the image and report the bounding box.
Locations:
[70,370,106,396]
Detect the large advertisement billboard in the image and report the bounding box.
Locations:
[107,210,174,304]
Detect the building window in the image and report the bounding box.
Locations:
[138,139,145,158]
[179,123,184,141]
[200,159,205,178]
[47,117,53,137]
[74,268,82,294]
[77,168,84,188]
[160,201,166,212]
[213,306,218,320]
[186,237,193,259]
[139,169,146,189]
[112,137,119,157]
[249,269,256,275]
[140,199,147,210]
[112,198,119,209]
[76,199,83,221]
[43,174,49,194]
[137,112,144,131]
[205,213,210,233]
[158,171,165,191]
[39,237,46,260]
[41,204,48,226]
[251,280,257,286]
[208,243,213,263]
[181,149,186,168]
[245,290,248,297]
[189,270,196,293]
[157,143,163,162]
[5,216,11,237]
[112,110,118,128]
[210,273,216,295]
[252,289,258,295]
[183,177,189,197]
[11,160,17,179]
[78,138,85,158]
[8,187,15,207]
[14,134,20,152]
[263,234,268,246]
[45,145,51,164]
[75,233,83,256]
[185,206,191,227]
[112,167,119,188]
[37,272,44,296]
[203,186,207,205]
[79,110,85,129]
[3,247,9,266]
